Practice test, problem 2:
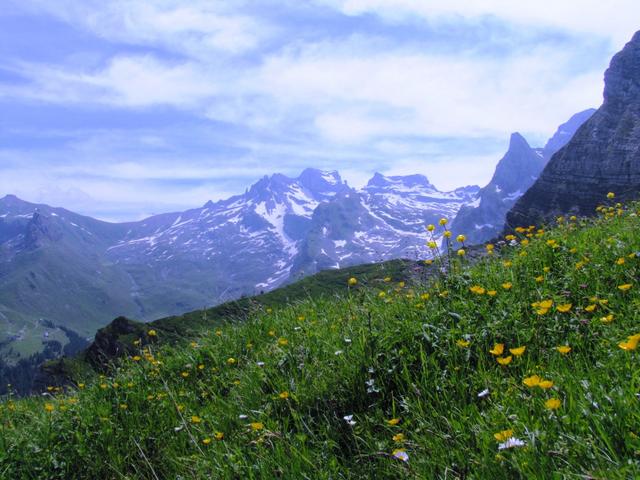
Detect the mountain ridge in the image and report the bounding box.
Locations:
[451,110,595,244]
[507,30,640,227]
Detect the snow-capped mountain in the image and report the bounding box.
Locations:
[1,167,481,360]
[106,169,349,298]
[290,174,479,277]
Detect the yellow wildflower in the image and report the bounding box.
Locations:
[494,429,514,442]
[556,304,572,313]
[487,290,497,297]
[226,358,236,365]
[426,224,435,232]
[439,218,448,226]
[250,422,264,431]
[215,431,225,440]
[489,343,504,356]
[277,337,289,346]
[496,356,512,365]
[618,284,632,291]
[44,403,55,412]
[600,314,614,324]
[619,337,639,351]
[545,398,561,410]
[392,433,405,442]
[457,249,466,257]
[456,339,470,348]
[502,282,512,290]
[147,329,157,337]
[539,299,553,309]
[556,345,571,354]
[523,375,541,387]
[538,380,554,389]
[443,231,452,238]
[509,346,526,356]
[348,277,357,286]
[279,391,290,400]
[202,438,212,445]
[585,304,597,312]
[456,234,466,243]
[387,418,401,426]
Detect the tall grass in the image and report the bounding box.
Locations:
[1,200,639,479]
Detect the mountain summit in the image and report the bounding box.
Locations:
[507,31,640,227]
[452,110,594,244]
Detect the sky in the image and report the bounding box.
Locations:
[0,1,639,221]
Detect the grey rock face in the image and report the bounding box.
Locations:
[507,31,640,228]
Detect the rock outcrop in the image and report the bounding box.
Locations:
[507,31,640,228]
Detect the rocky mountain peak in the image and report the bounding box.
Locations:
[365,172,435,191]
[603,31,640,109]
[507,30,640,228]
[489,132,545,194]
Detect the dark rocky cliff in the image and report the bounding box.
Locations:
[507,31,640,228]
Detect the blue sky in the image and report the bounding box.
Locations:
[0,1,638,221]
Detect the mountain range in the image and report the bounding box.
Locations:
[0,112,594,365]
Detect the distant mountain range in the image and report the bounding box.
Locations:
[0,106,601,365]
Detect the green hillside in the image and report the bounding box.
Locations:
[64,258,420,374]
[1,199,639,479]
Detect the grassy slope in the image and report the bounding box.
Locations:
[2,204,640,479]
[35,259,419,392]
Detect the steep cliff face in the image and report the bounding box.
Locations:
[507,31,640,228]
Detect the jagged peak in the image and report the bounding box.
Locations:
[507,132,531,151]
[366,172,434,190]
[297,168,344,195]
[603,29,640,107]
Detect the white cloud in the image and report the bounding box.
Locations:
[254,41,604,142]
[6,56,219,108]
[3,0,637,219]
[316,0,640,48]
[14,0,271,57]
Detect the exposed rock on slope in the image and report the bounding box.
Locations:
[507,31,640,227]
